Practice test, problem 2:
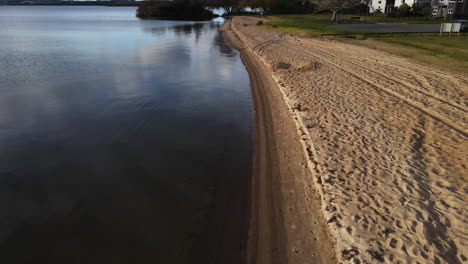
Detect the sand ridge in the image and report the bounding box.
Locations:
[226,17,467,263]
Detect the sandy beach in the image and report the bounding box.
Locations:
[222,17,467,264]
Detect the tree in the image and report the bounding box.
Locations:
[396,3,411,17]
[309,0,361,21]
[251,0,273,10]
[251,0,313,13]
[137,0,215,20]
[412,2,431,17]
[272,0,313,13]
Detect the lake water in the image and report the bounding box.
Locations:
[0,6,253,264]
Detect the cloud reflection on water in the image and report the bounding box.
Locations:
[0,7,252,264]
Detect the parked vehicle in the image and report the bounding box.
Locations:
[457,20,467,32]
[260,10,272,16]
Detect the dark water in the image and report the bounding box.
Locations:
[0,6,253,264]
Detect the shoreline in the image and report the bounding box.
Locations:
[222,16,467,264]
[221,19,337,264]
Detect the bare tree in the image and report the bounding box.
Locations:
[309,0,361,21]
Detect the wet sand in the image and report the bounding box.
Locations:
[222,17,467,264]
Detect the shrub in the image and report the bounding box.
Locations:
[256,20,264,26]
[397,3,411,17]
[412,2,432,17]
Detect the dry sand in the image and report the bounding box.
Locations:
[222,17,467,264]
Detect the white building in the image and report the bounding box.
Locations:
[368,0,432,13]
[394,0,419,7]
[368,0,392,13]
[432,0,466,18]
[368,0,466,16]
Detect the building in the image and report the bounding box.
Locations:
[368,0,432,13]
[393,0,432,8]
[431,0,467,18]
[368,0,467,17]
[368,0,395,13]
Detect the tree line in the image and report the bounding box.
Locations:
[139,0,439,21]
[138,0,350,19]
[137,0,316,19]
[207,0,314,14]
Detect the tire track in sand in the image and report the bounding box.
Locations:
[282,35,467,137]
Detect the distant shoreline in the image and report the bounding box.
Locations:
[0,2,141,6]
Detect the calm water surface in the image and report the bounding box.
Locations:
[0,6,253,263]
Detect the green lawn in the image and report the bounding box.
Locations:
[257,14,468,74]
[369,36,468,72]
[260,14,360,35]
